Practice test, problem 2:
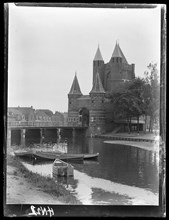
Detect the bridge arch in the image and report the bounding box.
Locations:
[79,107,89,127]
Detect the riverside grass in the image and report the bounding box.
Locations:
[7,154,81,204]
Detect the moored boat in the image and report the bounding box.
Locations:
[14,150,99,161]
[52,159,74,177]
[33,151,84,162]
[84,153,99,159]
[14,150,34,158]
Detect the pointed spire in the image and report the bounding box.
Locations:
[69,73,82,95]
[94,45,103,61]
[90,72,105,94]
[118,45,128,64]
[112,42,128,64]
[112,43,122,58]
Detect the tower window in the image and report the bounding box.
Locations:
[116,58,118,63]
[69,101,71,104]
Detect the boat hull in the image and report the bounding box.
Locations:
[52,159,74,177]
[14,150,99,161]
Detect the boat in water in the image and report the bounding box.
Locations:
[14,149,99,162]
[34,151,84,162]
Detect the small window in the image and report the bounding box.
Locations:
[69,101,71,104]
[112,58,114,62]
[92,100,94,103]
[116,58,118,63]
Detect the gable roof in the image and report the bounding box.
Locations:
[8,108,23,116]
[35,110,49,117]
[68,74,82,95]
[90,72,105,94]
[17,107,35,116]
[94,46,104,61]
[36,109,53,117]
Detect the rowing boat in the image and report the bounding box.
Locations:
[53,159,74,177]
[14,150,99,161]
[34,151,84,161]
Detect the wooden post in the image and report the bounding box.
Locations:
[7,128,11,147]
[137,116,140,134]
[72,128,75,150]
[72,128,75,139]
[40,128,44,145]
[21,129,26,147]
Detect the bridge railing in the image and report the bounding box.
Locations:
[7,121,87,128]
[7,121,64,127]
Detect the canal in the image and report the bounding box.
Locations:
[12,131,159,205]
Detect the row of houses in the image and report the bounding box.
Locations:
[8,106,68,126]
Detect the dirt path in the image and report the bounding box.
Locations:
[6,165,64,204]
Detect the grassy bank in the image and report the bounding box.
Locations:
[7,153,82,204]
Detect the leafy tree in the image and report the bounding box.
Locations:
[109,78,145,133]
[108,63,160,134]
[144,63,160,132]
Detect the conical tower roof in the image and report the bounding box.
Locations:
[112,42,128,64]
[69,73,82,95]
[118,44,128,64]
[94,45,103,61]
[112,43,122,58]
[90,72,105,94]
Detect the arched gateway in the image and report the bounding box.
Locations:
[79,108,89,127]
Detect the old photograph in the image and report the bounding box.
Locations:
[4,3,165,217]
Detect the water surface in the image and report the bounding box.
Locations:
[18,134,159,205]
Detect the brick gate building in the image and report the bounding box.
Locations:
[67,42,136,136]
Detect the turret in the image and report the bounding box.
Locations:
[90,72,105,113]
[131,64,135,78]
[93,45,104,86]
[68,73,82,112]
[89,72,106,135]
[111,42,122,64]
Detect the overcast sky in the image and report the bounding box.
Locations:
[8,4,161,113]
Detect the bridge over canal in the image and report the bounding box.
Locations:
[7,121,88,147]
